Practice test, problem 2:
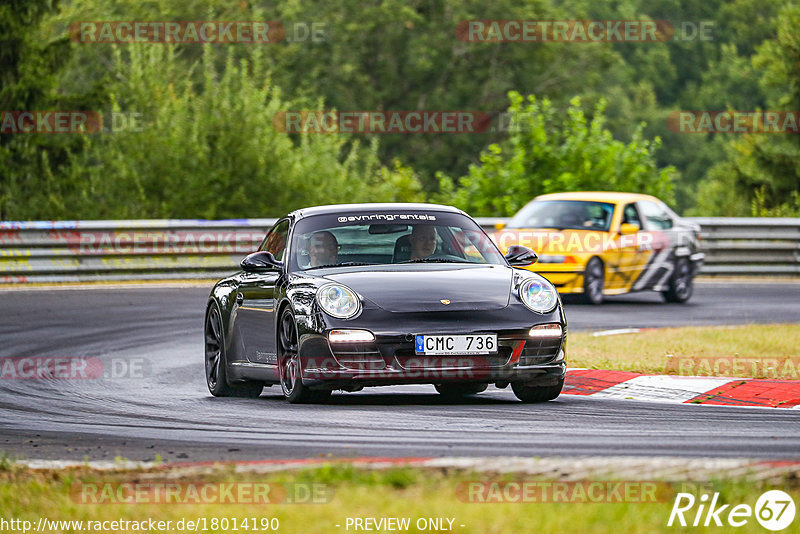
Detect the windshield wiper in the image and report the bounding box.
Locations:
[398,258,472,264]
[305,261,374,270]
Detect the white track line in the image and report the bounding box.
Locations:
[590,375,735,403]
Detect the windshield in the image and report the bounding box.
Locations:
[289,211,506,271]
[507,200,615,231]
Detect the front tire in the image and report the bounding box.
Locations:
[581,257,605,305]
[205,302,263,398]
[278,308,331,404]
[662,257,693,303]
[434,383,488,398]
[511,378,564,403]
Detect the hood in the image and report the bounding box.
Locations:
[319,264,512,313]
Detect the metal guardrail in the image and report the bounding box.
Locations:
[477,217,800,276]
[0,217,798,283]
[687,217,800,275]
[0,219,276,283]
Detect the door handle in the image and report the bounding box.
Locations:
[236,293,244,305]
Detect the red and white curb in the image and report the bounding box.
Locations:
[563,369,800,408]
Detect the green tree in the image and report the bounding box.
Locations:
[262,0,626,190]
[435,92,674,216]
[35,44,424,219]
[51,0,624,190]
[572,0,784,214]
[0,0,75,219]
[10,0,796,219]
[696,4,800,216]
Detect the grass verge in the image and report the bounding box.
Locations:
[569,324,800,378]
[0,463,797,534]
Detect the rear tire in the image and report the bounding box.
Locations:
[511,378,564,403]
[581,257,604,305]
[662,257,693,303]
[434,383,488,398]
[205,302,263,398]
[278,308,331,404]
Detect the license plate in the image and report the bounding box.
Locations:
[415,334,497,355]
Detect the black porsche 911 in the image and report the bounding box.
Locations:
[205,203,567,403]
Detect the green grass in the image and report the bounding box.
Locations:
[569,324,800,378]
[0,452,13,472]
[1,464,798,533]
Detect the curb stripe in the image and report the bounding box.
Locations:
[591,375,733,403]
[686,380,800,408]
[563,370,800,408]
[561,370,641,395]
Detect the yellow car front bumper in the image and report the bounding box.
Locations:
[518,264,587,294]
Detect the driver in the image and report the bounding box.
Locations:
[408,225,437,260]
[308,231,339,267]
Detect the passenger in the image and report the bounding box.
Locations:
[408,225,437,260]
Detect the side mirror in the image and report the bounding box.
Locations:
[619,223,640,235]
[494,221,507,231]
[240,251,282,272]
[505,245,538,266]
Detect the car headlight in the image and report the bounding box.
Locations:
[316,283,361,319]
[518,275,559,314]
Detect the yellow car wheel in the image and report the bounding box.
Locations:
[582,257,605,305]
[662,257,694,303]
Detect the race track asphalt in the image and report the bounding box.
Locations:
[1,282,798,462]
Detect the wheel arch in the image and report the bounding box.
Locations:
[276,297,294,323]
[274,297,295,346]
[206,281,239,347]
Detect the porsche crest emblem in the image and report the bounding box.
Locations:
[440,299,451,305]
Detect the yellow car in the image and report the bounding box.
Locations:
[492,192,704,304]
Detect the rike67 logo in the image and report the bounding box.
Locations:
[668,490,796,531]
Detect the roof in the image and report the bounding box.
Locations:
[531,191,660,203]
[291,203,466,218]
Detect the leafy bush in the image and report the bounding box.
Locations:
[8,44,424,219]
[435,92,675,216]
[695,4,800,217]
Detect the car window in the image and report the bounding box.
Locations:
[622,203,642,227]
[290,212,505,271]
[507,200,615,231]
[637,201,673,230]
[260,219,290,260]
